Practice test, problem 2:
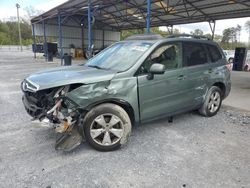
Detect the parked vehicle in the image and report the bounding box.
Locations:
[21,34,231,151]
[223,50,234,65]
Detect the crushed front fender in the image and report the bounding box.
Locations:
[65,77,139,122]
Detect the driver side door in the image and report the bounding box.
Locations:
[137,42,189,121]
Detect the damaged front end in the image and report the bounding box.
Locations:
[21,79,83,151]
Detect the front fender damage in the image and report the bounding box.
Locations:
[25,78,138,151]
[65,78,139,121]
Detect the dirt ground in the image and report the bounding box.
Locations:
[0,51,249,188]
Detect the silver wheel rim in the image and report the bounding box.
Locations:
[208,91,221,113]
[90,114,124,146]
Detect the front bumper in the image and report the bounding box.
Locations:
[22,92,43,118]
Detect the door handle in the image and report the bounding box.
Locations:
[177,75,185,80]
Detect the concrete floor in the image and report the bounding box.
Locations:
[224,71,250,112]
[0,51,250,188]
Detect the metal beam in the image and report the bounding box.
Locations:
[146,0,151,33]
[209,20,216,40]
[102,30,105,49]
[42,20,48,62]
[31,0,250,32]
[58,13,63,65]
[81,20,84,51]
[88,0,92,51]
[184,0,213,21]
[31,24,36,59]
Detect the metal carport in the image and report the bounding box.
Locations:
[31,0,250,63]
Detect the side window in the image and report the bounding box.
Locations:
[138,42,181,74]
[183,42,208,67]
[207,44,222,63]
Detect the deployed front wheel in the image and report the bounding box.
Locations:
[199,86,222,117]
[83,103,132,151]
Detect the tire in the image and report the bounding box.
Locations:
[83,103,132,151]
[199,86,222,117]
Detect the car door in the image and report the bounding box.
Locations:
[181,42,210,107]
[206,44,225,77]
[137,42,190,121]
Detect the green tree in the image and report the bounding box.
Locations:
[0,20,32,45]
[214,34,222,43]
[121,27,169,40]
[245,20,250,45]
[0,21,9,33]
[190,29,203,36]
[222,28,235,43]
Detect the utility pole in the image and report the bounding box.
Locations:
[16,3,22,51]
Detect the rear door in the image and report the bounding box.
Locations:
[206,44,225,74]
[181,42,210,107]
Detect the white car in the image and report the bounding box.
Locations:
[223,50,234,70]
[223,50,234,63]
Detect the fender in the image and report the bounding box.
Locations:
[83,98,136,125]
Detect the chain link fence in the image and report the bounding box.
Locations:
[0,45,32,51]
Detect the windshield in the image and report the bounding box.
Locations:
[85,41,153,72]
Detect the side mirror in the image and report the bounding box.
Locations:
[147,63,165,80]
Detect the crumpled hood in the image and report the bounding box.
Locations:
[25,65,116,91]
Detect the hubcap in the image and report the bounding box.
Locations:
[90,114,124,146]
[208,91,221,113]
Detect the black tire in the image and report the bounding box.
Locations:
[199,86,222,117]
[83,103,132,151]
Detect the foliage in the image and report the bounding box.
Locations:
[220,25,249,49]
[0,6,43,46]
[121,26,248,50]
[24,6,44,22]
[190,29,203,36]
[0,20,32,45]
[245,20,250,44]
[121,27,178,40]
[221,25,241,43]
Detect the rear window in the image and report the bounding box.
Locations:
[183,42,208,67]
[207,44,222,63]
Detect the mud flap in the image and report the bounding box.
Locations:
[55,126,83,152]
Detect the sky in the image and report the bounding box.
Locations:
[0,0,67,20]
[0,0,249,42]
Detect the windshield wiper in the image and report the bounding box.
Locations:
[87,65,112,71]
[87,65,103,69]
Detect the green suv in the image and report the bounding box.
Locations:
[21,34,231,151]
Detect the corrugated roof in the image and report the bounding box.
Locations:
[31,0,250,30]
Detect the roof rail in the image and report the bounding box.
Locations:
[167,34,211,40]
[126,34,163,40]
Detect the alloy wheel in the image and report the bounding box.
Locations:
[208,91,221,113]
[90,114,124,146]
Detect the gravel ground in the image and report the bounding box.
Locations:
[0,51,250,188]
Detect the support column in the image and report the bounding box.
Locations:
[42,20,48,61]
[146,0,151,34]
[102,30,105,49]
[81,21,84,52]
[58,13,63,65]
[32,24,36,59]
[88,0,92,51]
[209,20,216,40]
[167,25,173,35]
